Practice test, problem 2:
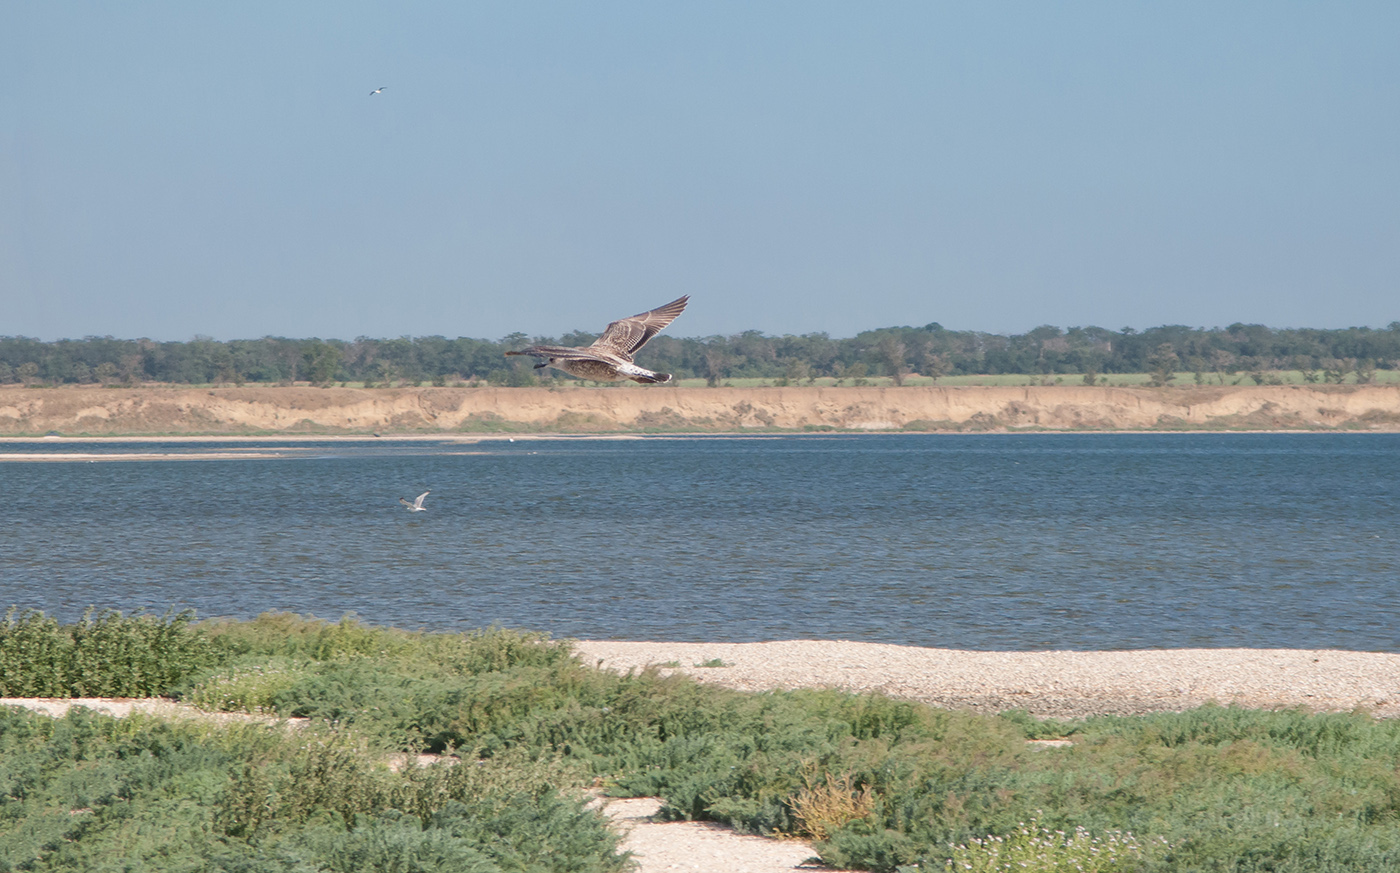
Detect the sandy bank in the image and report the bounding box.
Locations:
[2,384,1399,435]
[572,641,1400,720]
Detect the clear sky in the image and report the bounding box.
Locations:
[3,2,1397,342]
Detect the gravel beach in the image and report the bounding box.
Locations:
[571,640,1400,720]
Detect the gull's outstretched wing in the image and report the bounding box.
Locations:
[505,345,627,364]
[414,491,430,509]
[590,296,689,359]
[507,345,590,359]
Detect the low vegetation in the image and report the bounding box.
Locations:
[0,608,216,698]
[5,610,1400,872]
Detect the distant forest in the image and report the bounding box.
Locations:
[2,322,1399,387]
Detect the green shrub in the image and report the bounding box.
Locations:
[0,607,217,697]
[199,613,567,673]
[183,661,310,713]
[0,707,625,873]
[940,820,1161,872]
[10,612,1400,872]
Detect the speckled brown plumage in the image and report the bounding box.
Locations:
[505,296,690,384]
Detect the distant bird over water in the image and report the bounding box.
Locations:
[370,86,387,95]
[505,296,689,384]
[400,491,430,511]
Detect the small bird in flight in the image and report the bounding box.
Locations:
[506,296,690,384]
[370,86,387,95]
[399,491,430,511]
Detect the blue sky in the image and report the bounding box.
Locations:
[3,2,1397,341]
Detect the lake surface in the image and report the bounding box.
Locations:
[2,433,1397,651]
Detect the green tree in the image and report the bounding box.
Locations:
[703,345,728,387]
[1146,343,1178,387]
[925,353,953,383]
[876,335,909,386]
[784,359,810,385]
[1210,349,1237,385]
[303,341,342,386]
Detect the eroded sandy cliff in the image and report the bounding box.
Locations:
[1,384,1398,435]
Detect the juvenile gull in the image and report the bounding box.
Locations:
[505,296,689,384]
[399,491,430,511]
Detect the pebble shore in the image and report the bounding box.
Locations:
[572,640,1400,720]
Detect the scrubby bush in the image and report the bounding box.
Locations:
[0,607,217,697]
[0,707,624,873]
[8,611,1400,872]
[939,820,1161,873]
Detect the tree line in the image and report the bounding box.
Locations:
[2,322,1398,387]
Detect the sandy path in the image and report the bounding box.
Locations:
[0,697,304,725]
[598,797,842,873]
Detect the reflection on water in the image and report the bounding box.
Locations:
[1,433,1397,651]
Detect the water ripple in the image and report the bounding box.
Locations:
[1,433,1397,651]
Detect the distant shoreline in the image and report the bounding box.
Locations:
[0,433,631,443]
[2,384,1398,436]
[3,429,1378,462]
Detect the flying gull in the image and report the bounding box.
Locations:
[370,86,387,95]
[399,490,430,511]
[505,296,689,384]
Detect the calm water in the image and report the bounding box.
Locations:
[1,433,1397,651]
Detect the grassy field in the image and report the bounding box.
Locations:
[670,370,1400,389]
[362,371,1400,388]
[26,369,1398,390]
[5,610,1400,872]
